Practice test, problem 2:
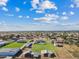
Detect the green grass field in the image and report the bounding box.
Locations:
[2,42,24,48]
[32,42,57,52]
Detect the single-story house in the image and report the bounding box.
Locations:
[34,40,46,44]
[54,37,64,47]
[41,50,55,58]
[31,52,41,58]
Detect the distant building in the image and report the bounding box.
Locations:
[11,37,19,41]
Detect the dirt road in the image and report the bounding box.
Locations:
[55,47,76,59]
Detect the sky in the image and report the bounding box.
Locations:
[0,0,79,31]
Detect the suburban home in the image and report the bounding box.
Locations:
[54,37,64,47]
[34,40,46,44]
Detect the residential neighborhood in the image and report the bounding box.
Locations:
[0,31,79,59]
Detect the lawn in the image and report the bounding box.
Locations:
[32,42,57,52]
[2,42,24,48]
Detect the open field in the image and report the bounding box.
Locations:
[2,42,24,48]
[64,44,79,59]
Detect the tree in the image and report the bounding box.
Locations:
[9,34,15,39]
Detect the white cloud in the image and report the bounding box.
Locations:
[33,14,69,23]
[0,0,8,6]
[40,0,57,10]
[52,20,59,24]
[34,17,50,23]
[70,4,75,8]
[70,11,75,15]
[18,15,30,19]
[31,0,57,13]
[18,15,23,18]
[2,7,8,11]
[31,0,40,9]
[23,1,27,4]
[62,12,67,15]
[6,14,14,16]
[25,16,30,18]
[0,22,2,25]
[15,7,20,12]
[36,10,43,13]
[34,14,59,23]
[60,16,69,20]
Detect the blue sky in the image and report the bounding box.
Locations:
[0,0,79,31]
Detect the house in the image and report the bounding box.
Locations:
[54,37,64,47]
[41,50,55,58]
[41,50,49,57]
[11,37,18,41]
[24,52,33,58]
[31,52,41,58]
[17,39,27,43]
[23,50,32,58]
[34,40,46,44]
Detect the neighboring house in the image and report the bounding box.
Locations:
[54,37,64,47]
[34,40,46,44]
[11,37,19,41]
